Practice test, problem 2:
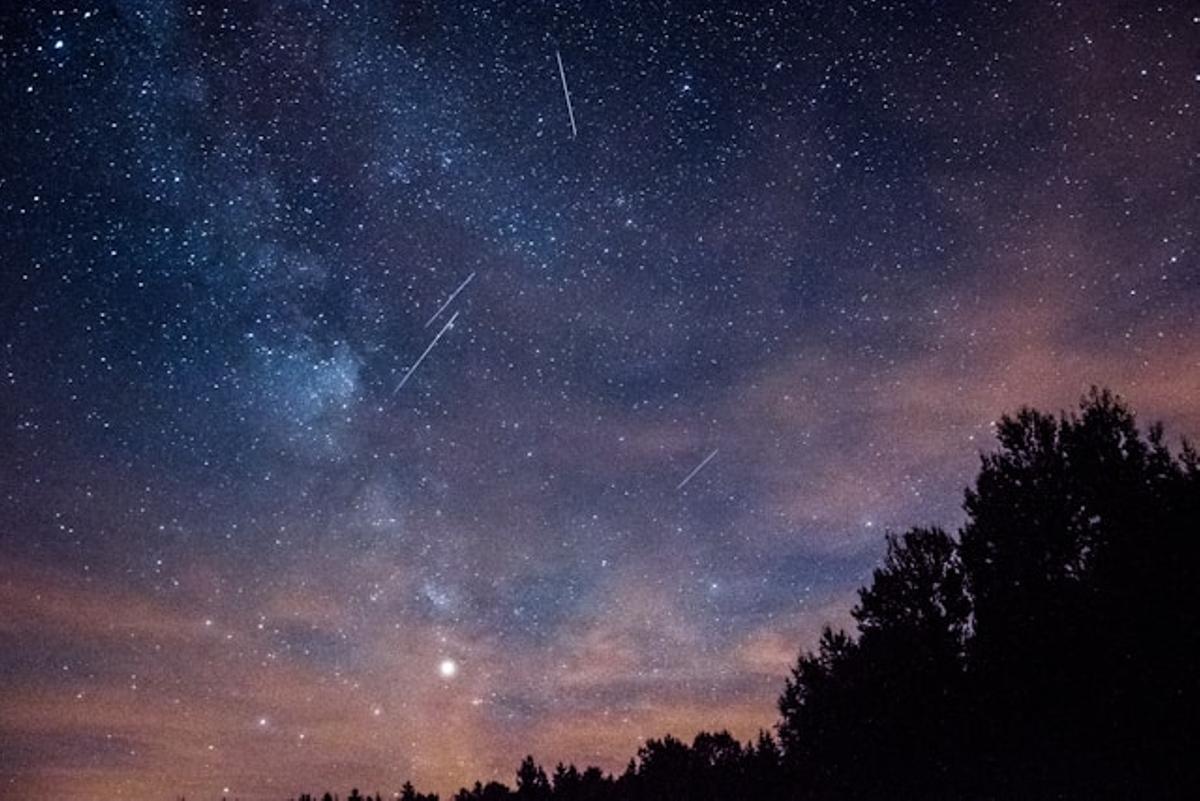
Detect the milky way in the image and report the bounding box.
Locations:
[1,3,1197,800]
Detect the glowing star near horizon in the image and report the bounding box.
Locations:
[439,658,458,679]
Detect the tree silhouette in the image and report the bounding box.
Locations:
[550,763,612,801]
[453,781,512,801]
[956,388,1199,797]
[778,387,1197,799]
[399,781,440,801]
[272,389,1194,801]
[516,756,551,801]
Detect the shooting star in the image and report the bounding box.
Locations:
[425,271,475,328]
[394,310,460,394]
[556,49,578,139]
[677,448,719,491]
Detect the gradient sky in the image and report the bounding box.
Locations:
[1,2,1198,800]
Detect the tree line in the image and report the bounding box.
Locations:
[279,389,1196,800]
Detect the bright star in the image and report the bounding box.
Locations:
[439,658,458,678]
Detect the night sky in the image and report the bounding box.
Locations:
[1,2,1198,800]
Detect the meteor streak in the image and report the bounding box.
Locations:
[556,50,578,139]
[677,448,719,490]
[425,271,476,328]
[395,310,460,394]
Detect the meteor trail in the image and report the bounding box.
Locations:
[677,448,719,490]
[395,310,460,394]
[425,271,475,328]
[556,49,578,139]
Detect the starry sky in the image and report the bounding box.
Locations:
[1,2,1197,800]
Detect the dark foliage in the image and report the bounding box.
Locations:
[282,389,1195,801]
